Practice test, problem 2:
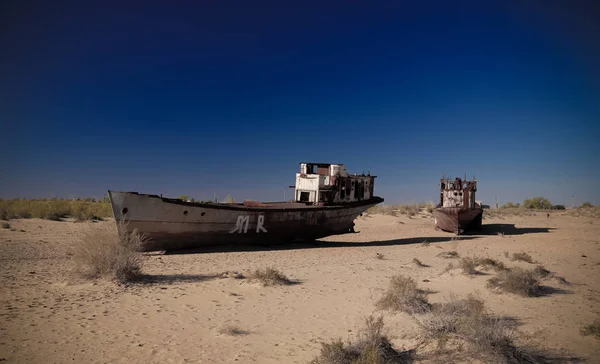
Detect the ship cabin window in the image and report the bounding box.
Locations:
[299,192,310,202]
[441,182,445,190]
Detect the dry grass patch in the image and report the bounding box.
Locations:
[0,198,112,221]
[218,324,249,336]
[437,251,459,259]
[376,275,431,314]
[580,319,600,339]
[478,258,508,272]
[1,222,10,229]
[458,257,479,275]
[248,267,293,286]
[486,268,541,297]
[416,295,551,363]
[310,315,414,364]
[73,220,146,283]
[510,252,535,264]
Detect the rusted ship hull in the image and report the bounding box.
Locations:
[433,207,483,234]
[108,191,384,251]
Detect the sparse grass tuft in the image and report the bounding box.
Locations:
[376,275,431,314]
[217,271,246,279]
[248,267,293,286]
[417,295,547,363]
[510,252,535,264]
[412,258,427,268]
[437,251,459,259]
[533,265,551,279]
[218,324,249,336]
[580,319,600,339]
[458,257,478,275]
[73,220,146,283]
[1,222,10,229]
[486,268,541,297]
[375,252,385,260]
[310,315,413,364]
[477,258,508,272]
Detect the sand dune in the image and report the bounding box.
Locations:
[1,213,599,363]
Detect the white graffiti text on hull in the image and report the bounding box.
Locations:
[229,215,267,234]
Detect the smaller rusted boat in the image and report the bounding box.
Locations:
[108,162,384,251]
[433,176,483,234]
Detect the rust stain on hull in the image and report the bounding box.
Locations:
[433,207,483,234]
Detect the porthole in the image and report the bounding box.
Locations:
[121,207,128,214]
[183,210,188,215]
[201,212,206,216]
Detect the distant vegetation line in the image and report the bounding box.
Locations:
[0,198,112,221]
[368,197,596,217]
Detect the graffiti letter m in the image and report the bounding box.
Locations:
[230,215,250,234]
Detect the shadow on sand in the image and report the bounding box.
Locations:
[135,273,219,284]
[162,236,480,255]
[466,224,555,236]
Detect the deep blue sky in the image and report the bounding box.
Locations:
[1,0,599,206]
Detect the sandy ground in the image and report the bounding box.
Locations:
[1,212,599,363]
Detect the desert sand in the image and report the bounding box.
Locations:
[1,212,599,363]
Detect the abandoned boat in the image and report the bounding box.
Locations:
[108,162,384,251]
[432,176,483,234]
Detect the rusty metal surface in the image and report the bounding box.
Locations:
[109,190,383,252]
[433,207,483,234]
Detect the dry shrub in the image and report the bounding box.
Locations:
[73,220,145,282]
[396,204,420,217]
[424,201,436,214]
[217,271,246,279]
[1,222,10,229]
[443,262,455,273]
[376,253,385,260]
[532,265,570,285]
[412,258,427,268]
[510,252,534,264]
[580,319,600,339]
[367,205,396,216]
[486,268,541,297]
[421,240,430,247]
[458,258,479,275]
[310,316,413,364]
[417,295,545,363]
[218,324,249,336]
[437,251,459,259]
[478,258,508,272]
[248,267,293,286]
[532,265,550,279]
[376,275,431,314]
